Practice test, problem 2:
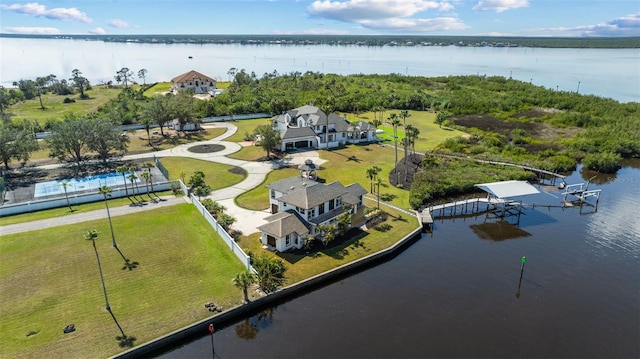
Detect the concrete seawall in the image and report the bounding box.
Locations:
[112,223,423,358]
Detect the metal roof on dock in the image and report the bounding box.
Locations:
[474,180,539,199]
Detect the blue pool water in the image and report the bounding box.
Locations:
[34,172,138,198]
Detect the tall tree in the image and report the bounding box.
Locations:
[84,230,111,311]
[60,180,73,211]
[317,98,334,150]
[70,69,90,99]
[172,90,196,131]
[98,185,118,248]
[399,110,411,181]
[0,122,38,170]
[86,117,129,165]
[115,67,134,88]
[34,76,48,110]
[389,113,402,185]
[137,69,148,85]
[253,124,281,159]
[144,95,174,136]
[116,165,131,197]
[233,271,256,303]
[46,115,89,168]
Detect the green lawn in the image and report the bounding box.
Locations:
[224,118,271,142]
[8,86,123,124]
[238,198,420,285]
[142,82,172,96]
[158,157,246,190]
[227,144,267,161]
[0,204,246,359]
[355,110,466,153]
[0,191,174,226]
[126,127,227,153]
[235,167,300,210]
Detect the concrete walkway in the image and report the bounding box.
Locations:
[1,122,327,236]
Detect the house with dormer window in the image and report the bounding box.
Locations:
[258,176,367,252]
[271,105,378,151]
[171,70,217,95]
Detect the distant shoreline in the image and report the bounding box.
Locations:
[1,33,639,49]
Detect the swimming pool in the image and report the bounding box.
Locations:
[34,172,139,198]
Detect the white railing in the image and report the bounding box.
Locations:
[0,181,173,217]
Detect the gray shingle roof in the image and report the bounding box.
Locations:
[268,177,319,193]
[258,210,309,238]
[343,183,367,205]
[281,127,317,140]
[278,181,348,209]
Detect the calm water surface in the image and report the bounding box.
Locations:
[1,38,639,102]
[159,163,640,359]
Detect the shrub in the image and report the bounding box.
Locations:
[63,97,76,103]
[582,152,621,173]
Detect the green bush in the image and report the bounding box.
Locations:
[582,152,622,173]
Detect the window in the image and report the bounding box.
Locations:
[271,190,276,199]
[318,204,325,215]
[286,234,290,246]
[342,133,346,138]
[329,199,335,210]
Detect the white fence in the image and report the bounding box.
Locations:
[0,181,173,217]
[190,192,253,272]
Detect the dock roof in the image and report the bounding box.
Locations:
[474,180,539,199]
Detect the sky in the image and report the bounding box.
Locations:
[0,0,639,37]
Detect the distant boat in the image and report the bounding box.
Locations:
[188,56,193,59]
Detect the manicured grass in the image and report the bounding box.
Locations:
[158,157,246,190]
[0,191,174,226]
[224,118,271,143]
[238,198,420,285]
[8,86,123,124]
[142,82,172,96]
[126,127,227,153]
[235,167,299,210]
[226,144,267,161]
[0,204,247,359]
[355,110,466,153]
[236,143,412,210]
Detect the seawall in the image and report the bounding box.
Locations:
[112,222,423,358]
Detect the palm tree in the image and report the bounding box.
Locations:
[375,177,383,209]
[399,110,411,181]
[318,99,334,150]
[140,171,151,197]
[60,180,72,211]
[98,185,118,248]
[403,124,419,181]
[127,172,139,199]
[84,230,111,311]
[116,165,130,197]
[366,165,382,194]
[233,271,256,303]
[388,113,402,185]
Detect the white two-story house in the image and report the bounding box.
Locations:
[258,176,367,252]
[171,70,217,95]
[272,105,377,151]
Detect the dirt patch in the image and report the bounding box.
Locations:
[389,153,423,189]
[188,144,225,153]
[228,166,247,176]
[451,113,577,140]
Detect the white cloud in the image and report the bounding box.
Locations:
[472,0,528,13]
[3,26,61,34]
[89,27,107,35]
[526,13,640,37]
[360,17,468,32]
[108,19,132,28]
[308,0,453,22]
[307,0,462,33]
[0,2,92,23]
